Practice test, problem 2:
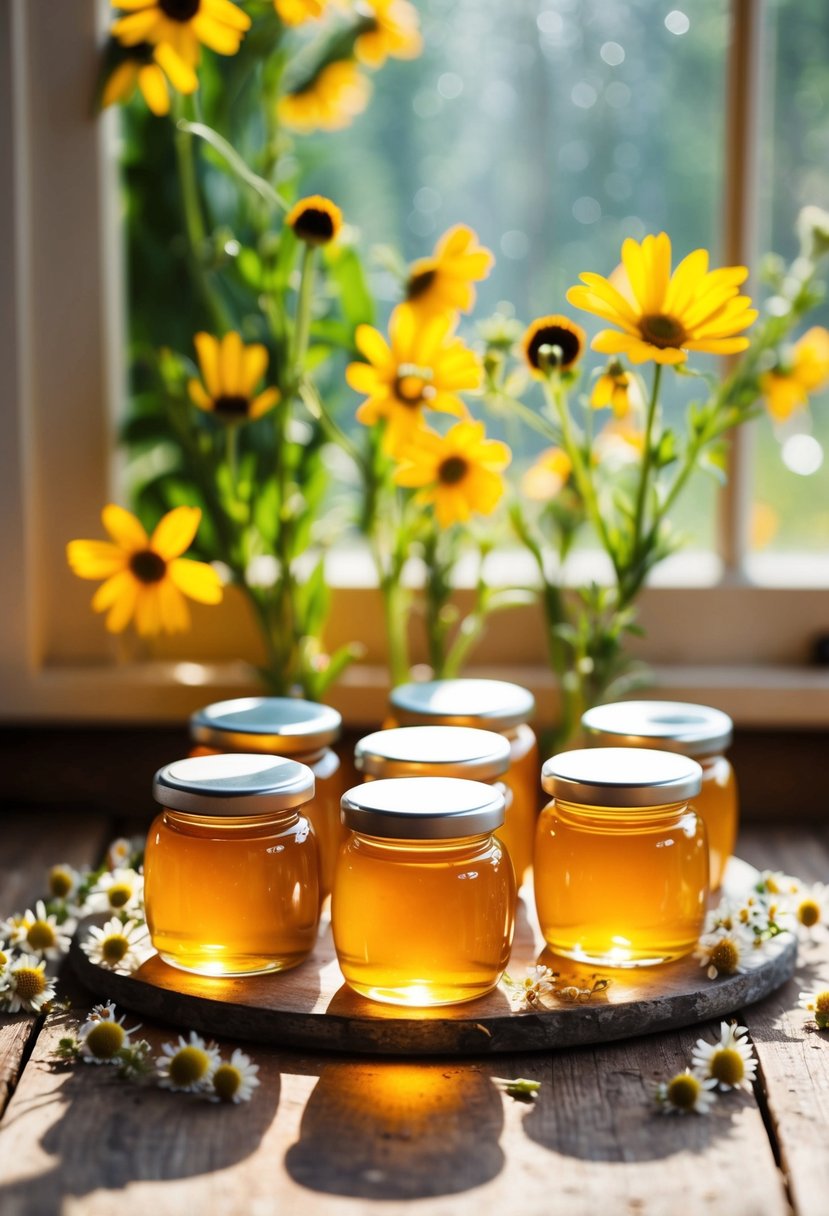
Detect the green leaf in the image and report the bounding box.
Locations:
[326,244,375,331]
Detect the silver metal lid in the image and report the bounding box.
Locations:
[354,726,511,781]
[153,753,315,817]
[581,700,733,757]
[541,747,702,807]
[341,777,506,839]
[390,679,535,731]
[190,696,341,754]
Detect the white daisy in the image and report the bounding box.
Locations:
[654,1069,718,1115]
[694,926,751,980]
[758,870,802,898]
[799,987,829,1030]
[78,1007,141,1065]
[3,953,56,1013]
[792,882,829,938]
[106,838,134,870]
[502,964,557,1009]
[81,1000,119,1027]
[80,918,153,974]
[9,901,76,961]
[87,869,144,917]
[691,1022,758,1092]
[209,1049,261,1104]
[157,1032,221,1093]
[47,864,81,903]
[3,913,30,948]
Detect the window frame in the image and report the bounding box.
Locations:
[2,0,828,729]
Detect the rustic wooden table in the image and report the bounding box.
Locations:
[0,810,826,1216]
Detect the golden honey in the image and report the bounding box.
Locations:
[534,748,707,967]
[145,754,320,976]
[388,679,539,886]
[332,777,515,1006]
[582,700,738,889]
[189,696,346,897]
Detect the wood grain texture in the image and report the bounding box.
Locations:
[70,859,797,1056]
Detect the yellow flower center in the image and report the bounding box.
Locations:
[27,921,57,951]
[405,268,437,301]
[102,935,129,964]
[765,876,781,894]
[129,550,167,585]
[666,1074,701,1110]
[710,939,740,973]
[212,1064,242,1102]
[0,950,7,967]
[107,884,134,909]
[639,313,686,349]
[709,1047,745,1087]
[159,0,201,21]
[49,868,73,898]
[13,967,45,1000]
[798,899,821,928]
[814,991,829,1014]
[394,368,433,407]
[169,1047,210,1087]
[438,455,469,486]
[85,1021,126,1060]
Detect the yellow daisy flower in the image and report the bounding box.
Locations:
[102,42,197,115]
[286,195,343,246]
[188,332,281,421]
[521,447,572,501]
[274,0,331,25]
[110,0,250,80]
[393,419,511,528]
[590,359,644,417]
[760,326,829,423]
[67,504,223,636]
[355,0,423,67]
[522,315,586,376]
[405,226,495,319]
[567,232,757,365]
[278,60,371,133]
[346,304,481,453]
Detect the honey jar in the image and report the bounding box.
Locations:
[388,679,538,886]
[189,696,345,897]
[535,748,706,968]
[581,700,737,890]
[145,753,320,976]
[332,777,515,1006]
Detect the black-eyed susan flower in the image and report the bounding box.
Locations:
[102,42,197,115]
[405,225,494,319]
[567,233,757,365]
[3,954,56,1014]
[522,315,586,377]
[393,419,511,528]
[188,332,281,422]
[110,0,250,79]
[157,1031,221,1092]
[521,447,572,502]
[590,359,644,417]
[760,326,829,422]
[81,918,153,974]
[286,195,343,246]
[355,0,423,67]
[67,503,223,636]
[691,1022,758,1093]
[654,1069,717,1115]
[799,988,829,1030]
[278,60,371,132]
[346,304,481,453]
[274,0,331,24]
[210,1049,261,1103]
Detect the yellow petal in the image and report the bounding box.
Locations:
[92,569,133,611]
[137,64,170,116]
[168,558,224,604]
[111,10,161,44]
[191,11,245,54]
[188,378,213,410]
[664,248,709,316]
[249,387,281,419]
[134,586,162,637]
[150,506,202,560]
[590,374,614,409]
[204,0,252,31]
[102,62,139,109]
[355,324,393,370]
[104,578,139,633]
[158,578,191,634]
[153,42,199,94]
[346,362,383,394]
[240,343,268,395]
[219,331,244,395]
[67,540,126,580]
[102,503,148,551]
[194,332,221,397]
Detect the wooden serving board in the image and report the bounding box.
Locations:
[70,858,796,1056]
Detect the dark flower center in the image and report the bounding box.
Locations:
[291,207,336,245]
[159,0,201,21]
[438,456,468,485]
[406,269,437,301]
[393,368,432,407]
[129,550,167,584]
[640,313,686,348]
[527,325,582,371]
[213,394,251,418]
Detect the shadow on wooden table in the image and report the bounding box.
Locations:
[284,1058,504,1199]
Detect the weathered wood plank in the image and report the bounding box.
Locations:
[0,812,111,1118]
[737,828,829,1216]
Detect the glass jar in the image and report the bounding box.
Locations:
[387,679,538,887]
[535,748,706,967]
[189,696,345,898]
[145,753,320,976]
[332,777,515,1006]
[581,700,737,890]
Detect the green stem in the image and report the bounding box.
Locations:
[225,425,238,498]
[544,375,612,555]
[292,244,315,383]
[172,108,229,333]
[299,379,368,477]
[631,362,663,563]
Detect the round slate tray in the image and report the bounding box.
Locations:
[70,858,797,1056]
